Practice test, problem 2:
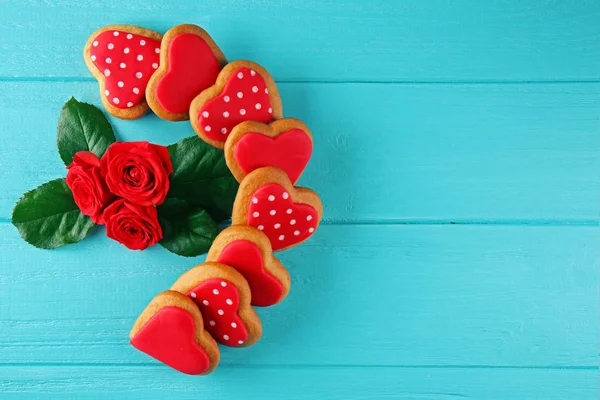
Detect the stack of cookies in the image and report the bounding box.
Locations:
[85,23,322,374]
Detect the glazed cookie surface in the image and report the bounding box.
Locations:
[84,25,162,120]
[206,225,290,307]
[190,60,283,149]
[171,262,262,347]
[130,290,220,375]
[232,167,323,251]
[146,24,226,121]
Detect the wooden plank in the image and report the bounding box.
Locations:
[1,1,599,81]
[0,82,598,221]
[0,366,595,400]
[0,223,596,367]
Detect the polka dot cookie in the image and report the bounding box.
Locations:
[130,290,220,375]
[190,60,283,149]
[171,262,262,347]
[146,24,227,121]
[84,25,162,120]
[232,166,323,252]
[207,225,290,307]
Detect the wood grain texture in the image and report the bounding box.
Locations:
[0,82,598,222]
[1,1,599,81]
[0,224,597,367]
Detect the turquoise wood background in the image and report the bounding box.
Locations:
[0,1,598,398]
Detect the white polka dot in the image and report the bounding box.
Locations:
[294,230,300,236]
[140,39,146,46]
[268,107,273,113]
[309,227,315,233]
[237,72,244,79]
[123,47,130,54]
[252,211,260,218]
[205,126,212,132]
[274,223,281,229]
[282,192,289,199]
[213,289,219,295]
[137,54,143,61]
[307,215,313,221]
[218,309,224,315]
[221,281,227,287]
[290,219,296,225]
[107,43,114,50]
[223,111,229,118]
[90,55,96,61]
[286,208,293,214]
[103,69,110,77]
[240,109,246,115]
[224,95,230,103]
[105,57,112,64]
[127,33,133,39]
[279,235,285,241]
[265,88,269,94]
[133,87,140,94]
[223,334,229,340]
[231,322,237,328]
[268,195,275,201]
[136,72,142,79]
[92,41,98,47]
[113,97,120,104]
[237,92,243,99]
[226,299,233,305]
[238,340,244,344]
[252,86,258,93]
[127,102,134,107]
[250,70,256,76]
[202,111,209,118]
[255,103,262,110]
[270,210,276,216]
[104,89,109,96]
[258,225,264,231]
[113,31,119,36]
[221,128,227,134]
[252,197,258,204]
[190,292,196,298]
[155,47,160,53]
[209,320,216,326]
[152,63,158,69]
[203,300,209,306]
[117,81,124,88]
[120,62,126,69]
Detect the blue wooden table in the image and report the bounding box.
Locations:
[0,1,598,399]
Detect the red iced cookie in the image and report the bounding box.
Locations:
[190,61,283,149]
[225,119,313,184]
[171,262,262,347]
[146,24,226,121]
[130,290,220,375]
[84,25,162,120]
[207,226,290,307]
[232,167,323,252]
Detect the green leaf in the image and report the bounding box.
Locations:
[158,198,219,257]
[12,179,95,249]
[56,97,117,165]
[167,136,239,223]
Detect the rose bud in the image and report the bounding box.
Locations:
[102,199,163,250]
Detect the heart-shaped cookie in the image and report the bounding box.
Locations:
[225,119,313,184]
[171,262,262,347]
[207,225,290,307]
[190,60,283,149]
[130,290,220,375]
[84,25,162,120]
[232,167,323,251]
[146,24,226,121]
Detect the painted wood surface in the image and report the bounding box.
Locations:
[0,0,598,399]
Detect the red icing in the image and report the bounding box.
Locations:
[217,240,284,307]
[130,306,211,375]
[187,279,248,346]
[155,33,222,114]
[89,30,161,109]
[248,183,318,251]
[198,67,274,142]
[234,129,312,184]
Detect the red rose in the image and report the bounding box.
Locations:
[66,151,115,224]
[101,141,173,206]
[103,199,163,250]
